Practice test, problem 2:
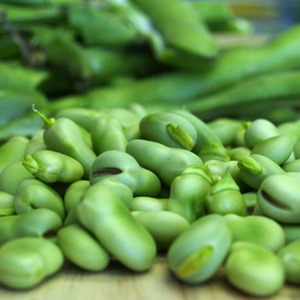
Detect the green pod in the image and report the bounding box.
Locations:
[224,214,285,252]
[57,224,110,271]
[172,110,221,153]
[244,119,279,149]
[228,147,251,161]
[167,165,212,223]
[205,169,247,216]
[36,110,96,178]
[208,118,245,147]
[283,159,300,172]
[24,130,47,156]
[0,237,64,290]
[0,215,20,245]
[64,180,90,213]
[14,209,62,239]
[90,150,161,197]
[278,239,300,284]
[257,174,300,223]
[167,214,232,283]
[198,141,230,163]
[0,161,35,195]
[22,150,84,183]
[225,241,285,297]
[0,136,29,173]
[0,191,15,216]
[251,135,294,165]
[130,196,168,212]
[132,211,190,250]
[91,116,128,155]
[54,107,106,131]
[139,112,197,150]
[76,181,156,271]
[238,154,285,189]
[14,178,65,220]
[126,139,202,186]
[294,136,300,159]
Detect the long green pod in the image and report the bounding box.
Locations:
[22,150,84,183]
[167,214,232,284]
[126,139,202,186]
[76,180,156,271]
[132,211,190,250]
[57,224,110,271]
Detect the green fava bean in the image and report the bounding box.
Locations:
[251,135,294,165]
[167,214,232,284]
[167,165,212,223]
[91,116,127,155]
[0,191,15,216]
[22,150,84,183]
[90,150,161,197]
[139,112,197,150]
[130,196,168,212]
[198,141,230,163]
[278,239,300,284]
[24,130,46,156]
[242,191,257,213]
[238,154,285,189]
[14,209,62,239]
[14,178,65,220]
[281,224,300,243]
[172,110,221,153]
[64,180,90,213]
[283,159,300,172]
[35,109,96,178]
[0,161,35,195]
[0,136,29,173]
[76,180,156,271]
[228,147,251,161]
[126,139,202,186]
[0,215,20,245]
[224,214,285,252]
[132,211,190,250]
[257,174,300,223]
[57,224,110,271]
[205,170,247,216]
[0,237,64,289]
[225,241,285,297]
[244,118,280,148]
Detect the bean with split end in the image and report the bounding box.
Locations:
[225,241,285,297]
[198,141,230,163]
[0,237,64,289]
[90,150,161,197]
[167,214,232,284]
[57,224,110,271]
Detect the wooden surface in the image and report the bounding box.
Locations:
[0,254,299,300]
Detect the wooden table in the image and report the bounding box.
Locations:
[0,254,299,300]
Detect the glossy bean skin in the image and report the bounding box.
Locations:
[76,179,156,271]
[225,241,285,297]
[257,174,300,223]
[130,196,168,212]
[205,170,247,216]
[281,224,300,244]
[126,139,202,186]
[91,116,128,154]
[14,178,65,220]
[0,215,20,245]
[0,237,64,289]
[57,224,110,271]
[22,150,84,183]
[24,130,46,156]
[0,136,29,173]
[132,211,190,250]
[0,191,15,216]
[227,147,251,161]
[90,150,161,197]
[0,161,35,195]
[251,135,294,165]
[139,112,197,150]
[278,239,300,284]
[198,141,230,163]
[224,214,285,252]
[283,159,300,172]
[238,154,285,189]
[167,214,232,284]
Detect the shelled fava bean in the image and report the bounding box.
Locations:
[1,106,300,297]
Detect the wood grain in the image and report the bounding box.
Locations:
[0,254,299,300]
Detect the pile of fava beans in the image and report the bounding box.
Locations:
[0,106,300,297]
